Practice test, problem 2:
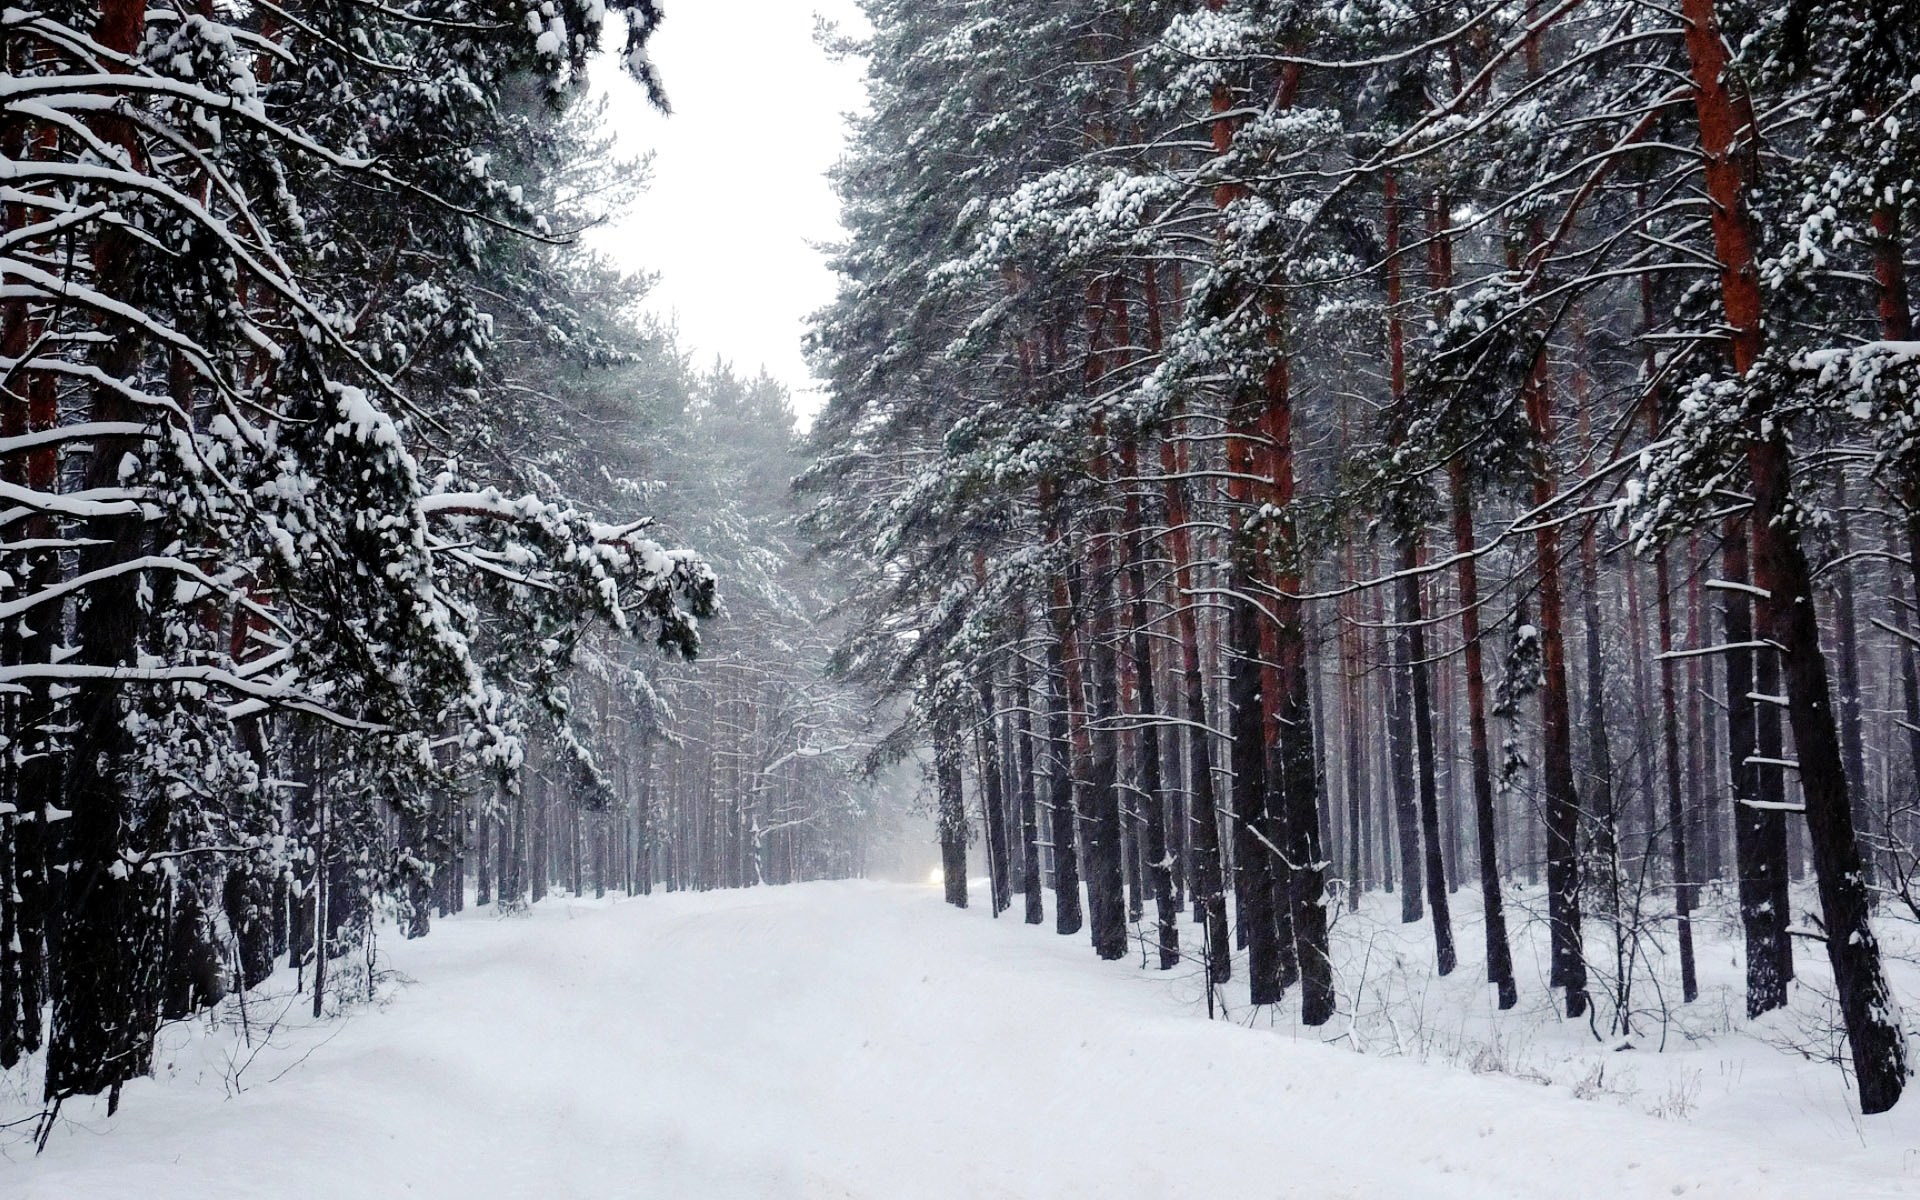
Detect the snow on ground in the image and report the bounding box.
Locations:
[4,879,1916,1198]
[1243,877,1920,1183]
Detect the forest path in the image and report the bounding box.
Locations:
[9,880,1902,1199]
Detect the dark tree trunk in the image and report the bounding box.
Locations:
[1340,596,1369,913]
[974,667,1013,915]
[529,768,550,905]
[1043,621,1083,936]
[1123,459,1180,968]
[1653,543,1699,1003]
[1723,525,1789,1016]
[1159,435,1229,981]
[504,779,525,906]
[1013,631,1045,925]
[1387,583,1424,924]
[1228,576,1282,1001]
[1344,576,1374,913]
[1384,171,1449,971]
[1259,625,1300,993]
[1899,521,1920,855]
[0,96,56,1071]
[1447,459,1517,1008]
[1426,183,1518,1003]
[1832,487,1869,860]
[1524,349,1588,1020]
[933,698,969,910]
[635,744,655,896]
[1399,535,1456,974]
[160,886,224,1023]
[1688,554,1723,881]
[1571,399,1631,1027]
[1373,577,1398,895]
[224,866,278,990]
[1751,479,1902,1106]
[570,799,584,898]
[46,13,169,1089]
[1078,434,1129,961]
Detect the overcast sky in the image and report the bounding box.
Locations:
[586,3,870,418]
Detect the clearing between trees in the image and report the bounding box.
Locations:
[6,881,1912,1199]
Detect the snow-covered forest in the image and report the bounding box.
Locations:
[9,0,1920,1194]
[0,0,883,1133]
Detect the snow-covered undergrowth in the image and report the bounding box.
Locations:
[1141,878,1920,1179]
[3,881,1916,1198]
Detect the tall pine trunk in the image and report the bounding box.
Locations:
[1681,0,1904,1111]
[1524,337,1588,1019]
[46,0,169,1103]
[932,684,969,910]
[1123,447,1180,968]
[1385,178,1452,973]
[1447,456,1516,1007]
[973,557,1013,915]
[1013,622,1046,925]
[1043,538,1084,935]
[1429,179,1516,1000]
[1387,587,1424,924]
[1259,333,1334,1024]
[1154,390,1229,980]
[1399,535,1455,974]
[1080,424,1129,960]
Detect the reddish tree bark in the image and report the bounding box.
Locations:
[1681,0,1904,1111]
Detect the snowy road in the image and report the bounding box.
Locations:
[7,881,1906,1198]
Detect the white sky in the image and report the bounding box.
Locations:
[586,3,870,418]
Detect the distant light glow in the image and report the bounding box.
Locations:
[926,866,944,887]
